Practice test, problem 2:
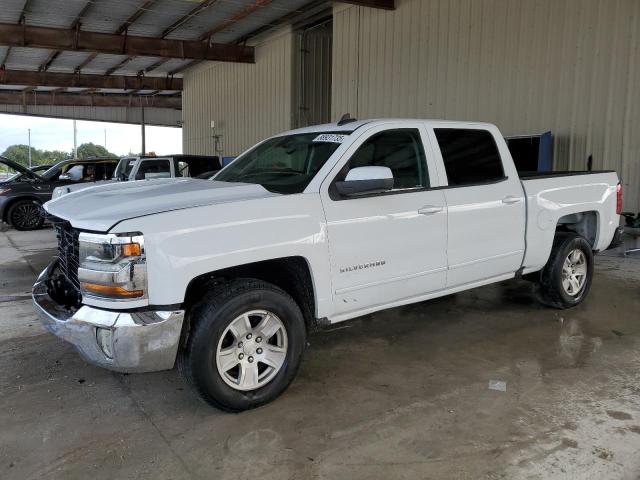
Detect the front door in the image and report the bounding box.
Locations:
[321,124,448,317]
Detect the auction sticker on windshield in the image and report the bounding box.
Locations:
[313,134,346,143]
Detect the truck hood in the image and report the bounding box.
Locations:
[45,178,278,231]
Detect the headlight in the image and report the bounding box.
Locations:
[78,232,147,301]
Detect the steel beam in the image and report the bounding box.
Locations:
[0,91,181,109]
[39,0,94,71]
[152,0,272,75]
[1,0,32,69]
[0,23,255,63]
[75,0,157,73]
[199,0,272,41]
[338,0,395,9]
[115,0,157,35]
[0,69,182,90]
[161,0,219,39]
[127,0,220,76]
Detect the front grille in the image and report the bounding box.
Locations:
[53,220,81,292]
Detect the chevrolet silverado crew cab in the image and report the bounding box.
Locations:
[33,119,623,411]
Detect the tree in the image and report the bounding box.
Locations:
[76,142,117,159]
[1,145,33,166]
[42,150,69,164]
[2,142,118,168]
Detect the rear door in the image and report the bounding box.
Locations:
[428,126,525,287]
[320,123,448,316]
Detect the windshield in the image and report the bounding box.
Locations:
[114,157,138,180]
[215,132,346,194]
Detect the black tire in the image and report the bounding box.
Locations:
[7,199,44,231]
[177,278,306,412]
[536,232,594,309]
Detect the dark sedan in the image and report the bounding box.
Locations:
[0,156,118,230]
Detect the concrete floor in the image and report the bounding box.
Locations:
[1,225,639,480]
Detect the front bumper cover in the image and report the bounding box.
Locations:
[32,259,184,373]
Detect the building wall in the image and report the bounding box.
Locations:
[333,0,640,211]
[182,27,294,157]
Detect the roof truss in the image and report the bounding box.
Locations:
[0,69,182,90]
[0,90,181,109]
[339,0,395,9]
[0,23,255,63]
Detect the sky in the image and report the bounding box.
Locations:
[0,113,182,156]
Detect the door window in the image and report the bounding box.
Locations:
[345,129,428,190]
[175,161,189,177]
[136,159,171,180]
[434,129,504,186]
[74,163,102,182]
[101,162,117,179]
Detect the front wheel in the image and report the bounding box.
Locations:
[8,199,44,230]
[178,278,306,411]
[536,232,594,309]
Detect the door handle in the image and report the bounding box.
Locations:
[502,195,522,205]
[418,205,444,215]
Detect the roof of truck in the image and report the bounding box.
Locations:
[281,118,497,136]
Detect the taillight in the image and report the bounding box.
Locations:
[616,183,622,215]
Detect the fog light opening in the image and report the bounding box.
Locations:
[96,327,114,359]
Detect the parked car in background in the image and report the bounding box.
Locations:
[34,119,622,411]
[0,156,118,230]
[52,154,221,198]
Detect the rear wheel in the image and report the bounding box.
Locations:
[178,278,306,412]
[536,232,594,309]
[8,199,44,230]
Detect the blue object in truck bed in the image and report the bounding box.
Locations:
[506,131,553,173]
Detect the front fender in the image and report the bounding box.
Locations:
[112,193,332,318]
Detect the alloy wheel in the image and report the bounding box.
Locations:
[215,310,288,391]
[561,249,587,296]
[11,203,41,230]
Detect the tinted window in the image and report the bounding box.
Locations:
[102,161,117,179]
[347,129,428,190]
[434,129,504,186]
[136,159,171,180]
[79,163,97,181]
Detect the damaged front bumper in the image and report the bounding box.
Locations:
[32,259,184,373]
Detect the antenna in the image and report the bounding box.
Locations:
[337,113,357,126]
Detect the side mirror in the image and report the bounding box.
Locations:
[58,173,71,181]
[335,166,394,197]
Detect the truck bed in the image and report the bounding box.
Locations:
[519,170,616,179]
[519,169,620,273]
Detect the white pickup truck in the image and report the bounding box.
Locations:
[33,119,623,411]
[50,154,221,199]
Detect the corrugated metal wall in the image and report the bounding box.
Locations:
[0,104,181,127]
[333,0,640,211]
[182,27,294,157]
[294,20,333,128]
